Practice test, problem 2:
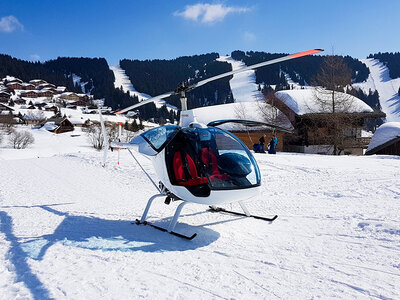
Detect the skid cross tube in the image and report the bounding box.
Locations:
[167,201,189,232]
[140,193,165,223]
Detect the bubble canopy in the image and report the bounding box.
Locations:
[130,125,261,191]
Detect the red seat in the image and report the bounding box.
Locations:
[173,151,208,186]
[201,147,228,180]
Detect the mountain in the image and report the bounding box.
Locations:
[1,51,400,122]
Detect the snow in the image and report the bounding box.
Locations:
[0,126,399,298]
[109,65,178,112]
[71,74,87,94]
[217,56,264,102]
[275,88,374,115]
[353,58,400,122]
[367,122,400,152]
[190,101,292,130]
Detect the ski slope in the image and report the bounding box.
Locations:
[109,65,178,112]
[354,58,400,122]
[0,128,399,299]
[217,56,264,103]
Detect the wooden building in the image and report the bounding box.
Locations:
[29,79,47,86]
[365,122,400,156]
[60,92,80,101]
[20,90,39,98]
[6,82,23,90]
[0,91,11,103]
[271,89,385,155]
[39,117,74,134]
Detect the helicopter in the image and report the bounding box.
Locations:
[101,49,323,239]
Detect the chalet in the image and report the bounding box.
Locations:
[14,98,26,105]
[77,94,91,101]
[56,86,67,93]
[271,88,385,155]
[29,79,47,87]
[44,105,58,112]
[70,100,87,107]
[22,83,35,90]
[20,90,39,98]
[6,82,23,90]
[36,83,56,90]
[60,92,80,101]
[365,122,400,156]
[0,104,24,124]
[0,91,11,103]
[38,90,54,98]
[39,117,74,134]
[5,77,22,84]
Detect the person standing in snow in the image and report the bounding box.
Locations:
[259,134,266,153]
[268,134,278,154]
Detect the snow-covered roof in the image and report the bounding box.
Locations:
[275,88,374,115]
[366,122,400,153]
[190,101,292,131]
[29,79,46,83]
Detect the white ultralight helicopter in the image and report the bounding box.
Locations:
[101,49,323,239]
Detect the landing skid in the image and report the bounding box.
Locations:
[134,219,197,240]
[134,192,197,240]
[208,206,278,222]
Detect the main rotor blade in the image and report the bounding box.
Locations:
[115,91,177,114]
[115,49,323,114]
[188,49,323,91]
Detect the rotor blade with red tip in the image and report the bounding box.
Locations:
[188,49,324,90]
[115,49,323,114]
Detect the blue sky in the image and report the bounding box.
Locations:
[0,0,399,65]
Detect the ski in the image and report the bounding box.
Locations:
[133,219,197,240]
[208,206,278,222]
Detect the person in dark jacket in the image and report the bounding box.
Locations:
[259,134,266,153]
[268,134,278,154]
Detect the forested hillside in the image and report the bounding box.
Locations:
[120,53,233,109]
[368,52,400,79]
[0,54,77,92]
[2,50,399,123]
[231,51,369,88]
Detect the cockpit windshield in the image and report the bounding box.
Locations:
[195,127,260,189]
[167,126,261,191]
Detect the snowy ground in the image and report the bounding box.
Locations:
[354,58,400,122]
[0,128,399,299]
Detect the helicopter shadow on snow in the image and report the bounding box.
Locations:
[1,203,221,263]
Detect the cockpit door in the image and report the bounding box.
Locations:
[129,125,180,156]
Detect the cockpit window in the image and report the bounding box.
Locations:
[140,125,180,151]
[177,127,261,190]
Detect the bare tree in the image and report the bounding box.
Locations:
[9,130,35,149]
[310,55,355,155]
[25,110,46,122]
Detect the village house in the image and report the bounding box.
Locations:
[270,88,385,155]
[36,83,57,90]
[6,82,23,90]
[0,104,25,125]
[39,116,74,134]
[60,92,80,101]
[29,79,47,87]
[20,90,39,98]
[38,90,55,98]
[21,83,35,90]
[56,86,67,94]
[366,122,400,156]
[0,91,11,103]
